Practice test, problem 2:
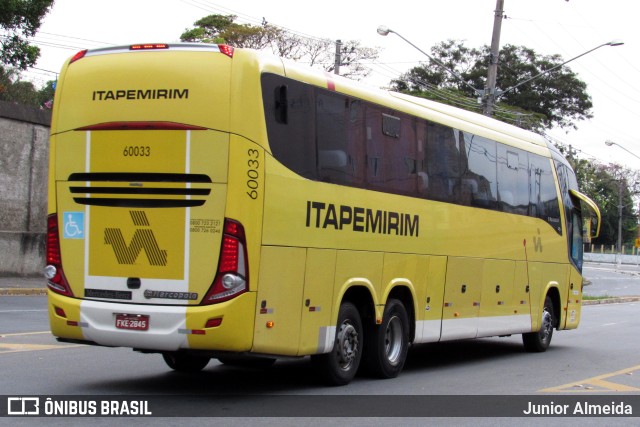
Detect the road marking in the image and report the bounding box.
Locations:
[541,364,640,392]
[0,343,80,354]
[0,309,47,313]
[0,331,50,337]
[0,330,81,354]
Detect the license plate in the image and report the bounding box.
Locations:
[115,314,149,331]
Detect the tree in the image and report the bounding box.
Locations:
[1,0,55,69]
[565,151,638,248]
[390,40,593,132]
[0,65,55,107]
[180,14,379,80]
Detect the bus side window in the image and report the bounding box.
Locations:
[366,109,418,197]
[497,146,529,214]
[316,92,365,187]
[416,120,429,197]
[529,155,562,234]
[424,123,461,204]
[461,132,497,209]
[570,208,584,270]
[262,74,316,180]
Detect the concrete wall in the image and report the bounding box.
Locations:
[584,252,640,265]
[0,101,51,276]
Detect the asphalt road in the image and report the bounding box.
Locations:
[583,263,640,298]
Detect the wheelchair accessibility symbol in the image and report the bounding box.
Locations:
[63,212,85,239]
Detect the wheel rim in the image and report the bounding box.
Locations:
[384,315,403,366]
[539,307,553,344]
[336,320,359,371]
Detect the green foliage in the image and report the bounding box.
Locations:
[180,14,379,80]
[0,0,55,69]
[180,14,277,48]
[391,40,593,131]
[564,149,639,247]
[0,65,54,107]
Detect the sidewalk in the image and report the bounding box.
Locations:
[0,276,46,295]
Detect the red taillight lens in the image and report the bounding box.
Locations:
[46,215,61,265]
[45,214,74,297]
[130,43,169,50]
[202,219,248,305]
[69,49,87,64]
[218,44,234,58]
[220,236,240,272]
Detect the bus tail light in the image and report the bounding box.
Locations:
[202,219,248,304]
[44,214,74,297]
[69,49,87,64]
[218,44,234,58]
[130,43,169,50]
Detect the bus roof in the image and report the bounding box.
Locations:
[277,54,550,156]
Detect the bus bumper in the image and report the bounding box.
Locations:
[48,291,256,352]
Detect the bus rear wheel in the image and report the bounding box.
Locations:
[363,298,409,378]
[312,301,363,386]
[162,352,210,372]
[523,296,555,352]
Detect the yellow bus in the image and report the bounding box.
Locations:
[46,43,600,385]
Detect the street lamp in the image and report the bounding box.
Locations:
[495,40,624,101]
[605,140,640,161]
[378,24,624,116]
[376,25,482,97]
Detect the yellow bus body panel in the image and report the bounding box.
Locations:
[53,51,230,133]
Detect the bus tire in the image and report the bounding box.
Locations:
[312,301,363,386]
[162,352,210,372]
[363,298,409,378]
[522,295,555,352]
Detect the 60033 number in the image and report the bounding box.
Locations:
[247,149,260,199]
[123,146,151,157]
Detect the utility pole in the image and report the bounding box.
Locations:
[483,0,504,116]
[334,39,342,75]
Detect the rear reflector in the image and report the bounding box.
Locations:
[205,318,223,328]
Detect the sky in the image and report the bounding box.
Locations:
[26,0,640,169]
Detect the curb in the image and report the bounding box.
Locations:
[582,296,640,305]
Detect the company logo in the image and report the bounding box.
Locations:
[92,88,188,101]
[104,211,167,266]
[7,397,39,415]
[144,289,198,300]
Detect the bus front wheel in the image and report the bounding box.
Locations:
[312,301,363,386]
[162,352,210,372]
[522,296,555,352]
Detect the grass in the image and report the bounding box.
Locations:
[583,294,615,301]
